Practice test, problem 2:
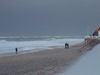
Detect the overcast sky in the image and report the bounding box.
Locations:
[0,0,100,36]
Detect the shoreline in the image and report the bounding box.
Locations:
[0,41,83,57]
[0,43,80,58]
[0,40,99,75]
[0,46,63,57]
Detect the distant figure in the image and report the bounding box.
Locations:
[15,48,18,54]
[65,43,69,49]
[85,38,87,44]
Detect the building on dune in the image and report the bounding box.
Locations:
[85,26,100,41]
[92,26,100,39]
[92,26,100,36]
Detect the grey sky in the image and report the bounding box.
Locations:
[0,0,100,36]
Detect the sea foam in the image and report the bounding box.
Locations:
[0,36,84,53]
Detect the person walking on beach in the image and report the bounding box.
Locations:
[65,43,69,49]
[15,48,18,54]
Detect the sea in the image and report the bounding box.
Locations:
[0,36,84,54]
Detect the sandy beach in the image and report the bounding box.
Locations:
[0,40,99,75]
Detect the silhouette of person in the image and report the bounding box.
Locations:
[15,48,18,54]
[65,43,69,49]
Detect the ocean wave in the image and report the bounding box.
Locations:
[0,37,84,54]
[0,40,7,42]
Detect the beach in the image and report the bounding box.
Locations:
[0,40,99,75]
[57,44,100,75]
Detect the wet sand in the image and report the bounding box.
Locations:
[0,40,99,75]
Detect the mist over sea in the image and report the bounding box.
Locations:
[0,36,84,54]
